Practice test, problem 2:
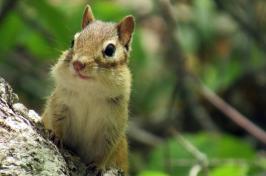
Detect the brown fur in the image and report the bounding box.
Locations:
[42,5,134,174]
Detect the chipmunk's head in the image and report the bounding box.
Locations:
[53,5,134,96]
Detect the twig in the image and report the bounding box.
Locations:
[171,128,209,175]
[200,84,266,145]
[127,122,163,147]
[189,164,202,176]
[170,158,256,167]
[158,0,266,145]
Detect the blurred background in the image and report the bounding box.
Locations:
[0,0,266,175]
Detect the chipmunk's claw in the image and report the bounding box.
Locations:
[47,130,63,148]
[86,162,103,176]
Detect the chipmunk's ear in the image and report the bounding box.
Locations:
[82,5,95,29]
[117,15,135,48]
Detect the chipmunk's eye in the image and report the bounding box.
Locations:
[70,39,74,48]
[103,44,116,57]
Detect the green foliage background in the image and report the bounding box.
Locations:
[0,0,265,175]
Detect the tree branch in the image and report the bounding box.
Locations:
[200,84,266,145]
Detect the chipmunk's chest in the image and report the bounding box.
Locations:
[60,88,124,162]
[63,92,112,141]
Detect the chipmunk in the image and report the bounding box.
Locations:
[42,5,134,174]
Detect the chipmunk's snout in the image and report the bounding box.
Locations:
[73,61,85,72]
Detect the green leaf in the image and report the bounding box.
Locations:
[210,163,249,176]
[138,170,169,176]
[177,26,199,53]
[202,58,244,91]
[202,64,219,90]
[147,133,256,175]
[193,0,216,41]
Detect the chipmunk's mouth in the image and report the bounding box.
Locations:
[75,71,93,80]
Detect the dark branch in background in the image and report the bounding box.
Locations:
[214,0,266,51]
[126,0,266,156]
[157,0,266,146]
[200,84,266,145]
[158,0,219,132]
[0,0,19,26]
[152,1,266,174]
[128,122,163,147]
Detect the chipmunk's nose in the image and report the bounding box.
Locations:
[73,61,85,72]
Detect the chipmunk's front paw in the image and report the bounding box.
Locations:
[47,130,63,148]
[85,162,103,176]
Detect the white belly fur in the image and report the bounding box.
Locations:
[58,86,126,163]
